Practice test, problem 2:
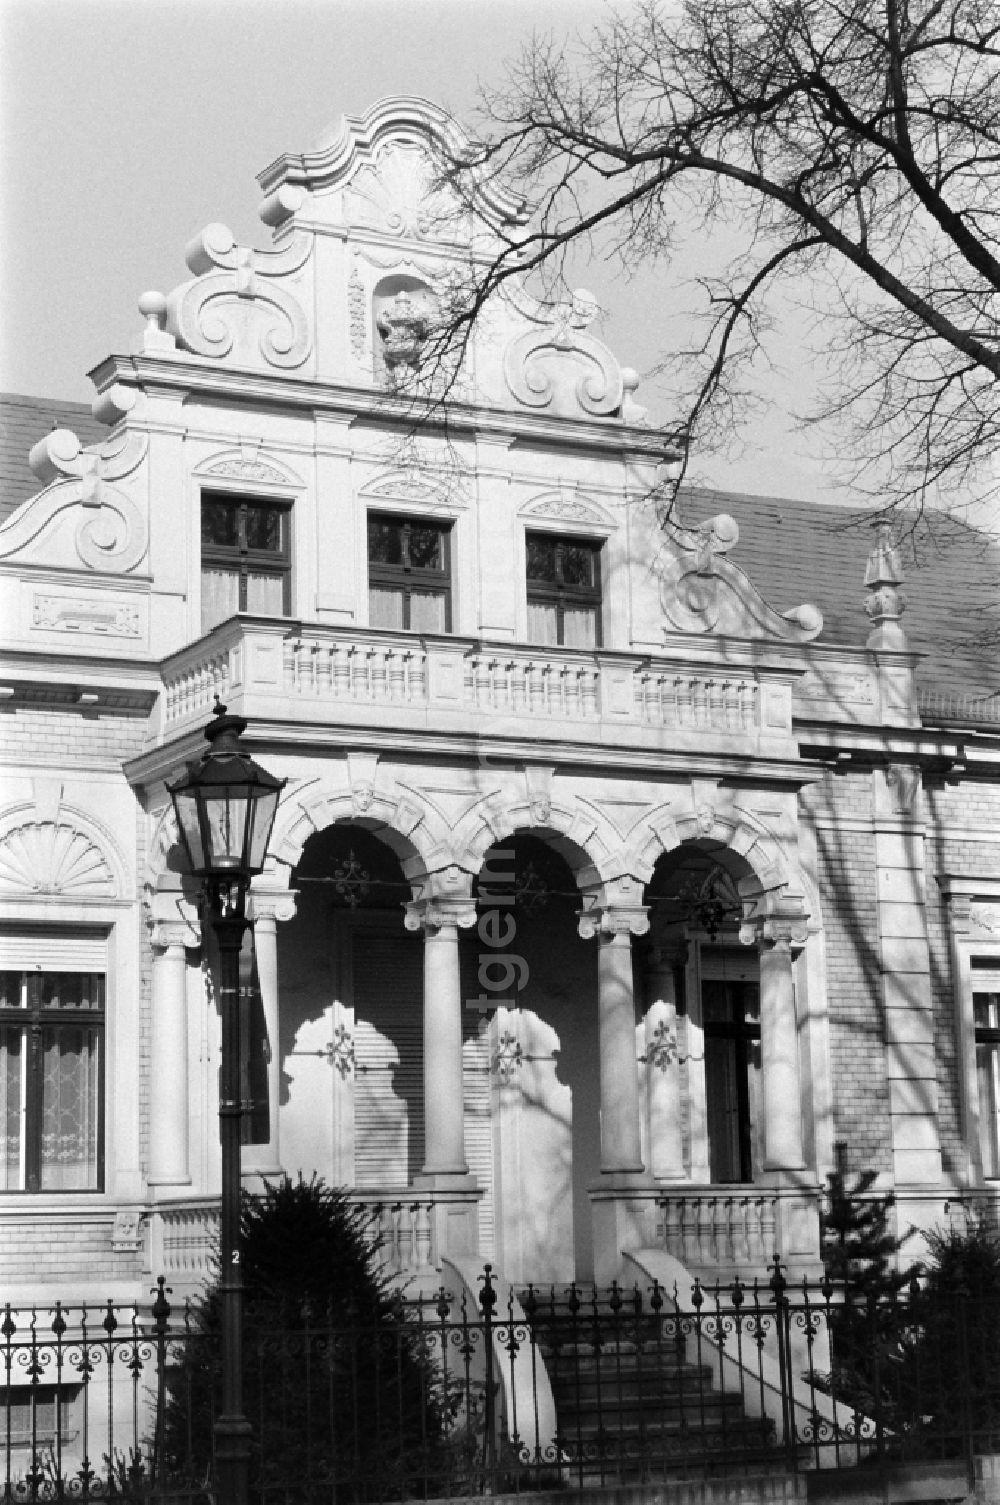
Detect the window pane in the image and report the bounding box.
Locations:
[201,500,238,547]
[1,1026,24,1191]
[244,505,284,553]
[0,972,22,1009]
[37,973,103,1011]
[40,1025,100,1191]
[245,571,286,616]
[526,536,557,582]
[975,992,1000,1031]
[370,587,405,629]
[202,568,241,632]
[407,527,443,570]
[562,607,597,649]
[561,543,596,587]
[368,519,404,565]
[977,1041,1000,1178]
[527,600,559,646]
[409,589,446,634]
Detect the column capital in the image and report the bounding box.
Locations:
[577,875,649,939]
[740,912,809,952]
[150,918,200,951]
[405,896,478,933]
[248,888,299,925]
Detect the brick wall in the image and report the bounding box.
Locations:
[0,706,149,764]
[805,771,893,1175]
[0,1214,142,1284]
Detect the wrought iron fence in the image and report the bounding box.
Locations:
[3,1261,1000,1501]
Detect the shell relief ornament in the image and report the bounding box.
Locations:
[658,513,822,642]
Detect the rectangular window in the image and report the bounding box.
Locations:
[367,514,451,632]
[0,1385,76,1449]
[201,493,291,633]
[525,533,602,647]
[974,961,1000,1179]
[0,971,104,1193]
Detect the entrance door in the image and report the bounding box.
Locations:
[703,976,762,1183]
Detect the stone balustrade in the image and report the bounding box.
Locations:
[146,1187,475,1286]
[157,618,801,751]
[657,1189,779,1272]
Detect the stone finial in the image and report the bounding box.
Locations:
[137,290,175,353]
[864,520,908,650]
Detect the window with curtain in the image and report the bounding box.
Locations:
[367,513,452,632]
[201,492,291,632]
[974,961,1000,1178]
[0,971,104,1192]
[525,533,602,647]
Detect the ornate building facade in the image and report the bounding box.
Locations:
[1,97,999,1309]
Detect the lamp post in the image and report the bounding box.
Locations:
[167,700,285,1505]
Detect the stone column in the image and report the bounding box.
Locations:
[245,889,298,1179]
[148,908,199,1191]
[746,917,807,1172]
[405,881,478,1180]
[578,881,655,1283]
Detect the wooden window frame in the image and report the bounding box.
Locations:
[525,531,603,647]
[0,970,105,1194]
[200,491,292,629]
[367,512,453,632]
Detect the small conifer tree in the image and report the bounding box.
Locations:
[159,1175,452,1501]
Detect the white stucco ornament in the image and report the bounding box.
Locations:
[659,512,823,641]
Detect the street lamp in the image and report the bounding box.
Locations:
[167,699,285,1505]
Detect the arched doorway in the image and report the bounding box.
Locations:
[638,842,763,1186]
[466,832,600,1284]
[277,824,424,1187]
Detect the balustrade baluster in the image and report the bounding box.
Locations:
[664,1197,682,1256]
[332,642,350,697]
[680,1197,698,1264]
[761,1197,777,1262]
[388,651,406,701]
[565,666,581,718]
[698,1196,715,1265]
[391,1202,406,1273]
[316,644,333,695]
[371,648,388,700]
[527,662,544,713]
[414,1203,433,1269]
[411,649,427,700]
[473,656,491,708]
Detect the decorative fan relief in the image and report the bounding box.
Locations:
[0,820,116,897]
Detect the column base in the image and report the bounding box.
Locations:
[413,1173,483,1264]
[589,1171,657,1285]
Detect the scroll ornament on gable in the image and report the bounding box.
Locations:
[503,289,648,423]
[659,513,823,641]
[160,216,313,371]
[0,421,148,574]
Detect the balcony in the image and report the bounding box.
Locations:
[153,616,803,760]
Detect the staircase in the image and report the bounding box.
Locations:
[518,1284,781,1483]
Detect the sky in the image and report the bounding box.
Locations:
[1,0,862,506]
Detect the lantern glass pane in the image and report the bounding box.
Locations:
[204,789,249,869]
[172,788,207,871]
[247,787,280,871]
